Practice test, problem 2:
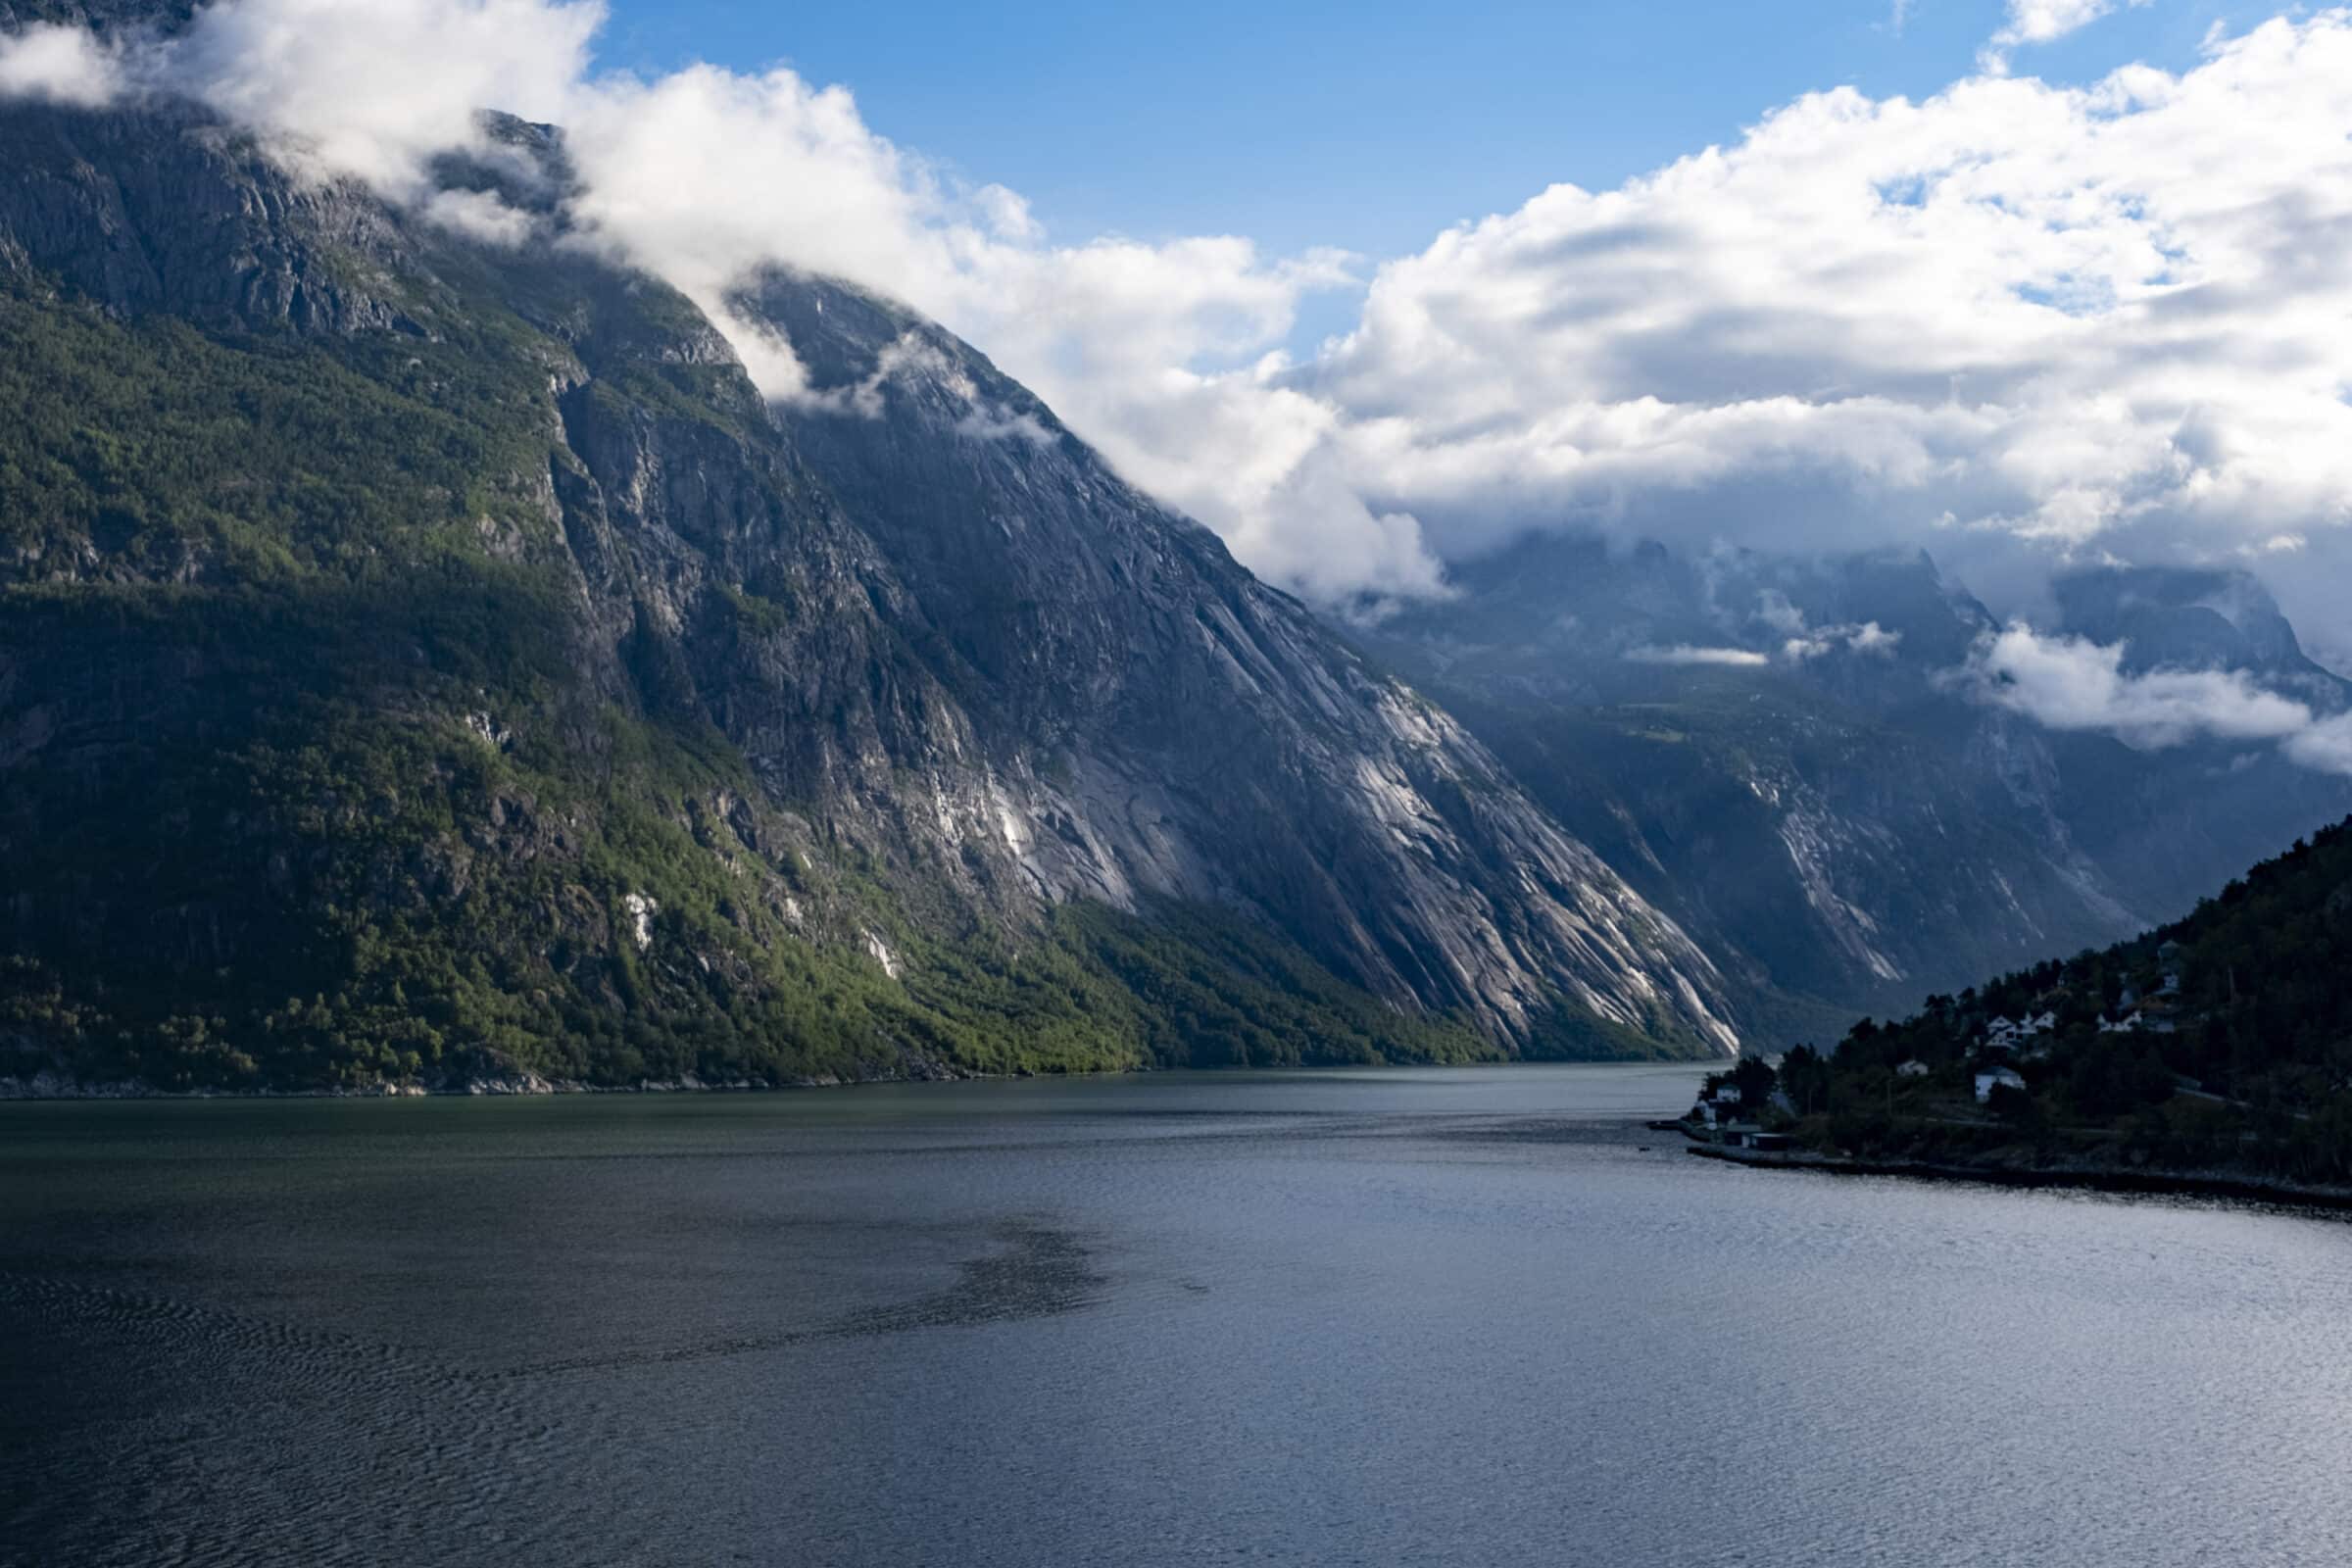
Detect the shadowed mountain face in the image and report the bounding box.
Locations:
[1355,532,2352,1045]
[2050,567,2337,685]
[0,94,1740,1090]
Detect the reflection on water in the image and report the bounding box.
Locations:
[4,1064,2349,1567]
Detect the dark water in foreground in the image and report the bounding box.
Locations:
[4,1064,2350,1566]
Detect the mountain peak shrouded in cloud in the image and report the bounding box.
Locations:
[1955,564,2352,777]
[3,0,2348,646]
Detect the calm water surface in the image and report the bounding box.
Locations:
[4,1063,2349,1566]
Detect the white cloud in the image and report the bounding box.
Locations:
[2284,714,2352,776]
[1960,624,2321,752]
[1626,645,1772,667]
[1982,0,2153,74]
[1847,621,1903,655]
[418,185,538,245]
[1283,15,2352,607]
[0,23,124,106]
[1785,621,1902,661]
[168,0,598,193]
[1999,0,2143,46]
[1758,593,1905,662]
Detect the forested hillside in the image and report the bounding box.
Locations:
[1740,820,2352,1186]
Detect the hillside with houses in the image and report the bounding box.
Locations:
[1678,819,2352,1191]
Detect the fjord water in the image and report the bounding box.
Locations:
[5,1067,2348,1567]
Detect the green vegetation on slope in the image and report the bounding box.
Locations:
[0,283,558,582]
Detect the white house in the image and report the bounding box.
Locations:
[1974,1066,2027,1103]
[1895,1059,1931,1078]
[1984,1011,2057,1051]
[2097,1011,2143,1034]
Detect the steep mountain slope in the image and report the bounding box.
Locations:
[1357,533,2352,1046]
[0,90,1738,1090]
[737,271,1743,1054]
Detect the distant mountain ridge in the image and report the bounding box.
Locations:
[1355,532,2352,1046]
[0,83,1739,1091]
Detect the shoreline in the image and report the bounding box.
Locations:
[0,1065,992,1102]
[1688,1141,2352,1216]
[0,1057,1714,1103]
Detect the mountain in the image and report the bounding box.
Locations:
[0,86,1740,1091]
[1355,533,2352,1046]
[2050,566,2334,683]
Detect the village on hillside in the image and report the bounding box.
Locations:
[1667,937,2301,1174]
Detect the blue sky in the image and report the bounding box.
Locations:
[595,0,2259,263]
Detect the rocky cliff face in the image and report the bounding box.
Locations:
[735,271,1738,1053]
[0,92,1737,1089]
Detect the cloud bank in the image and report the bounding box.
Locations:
[1964,626,2313,747]
[2,1,2350,635]
[1291,14,2352,614]
[1959,625,2352,778]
